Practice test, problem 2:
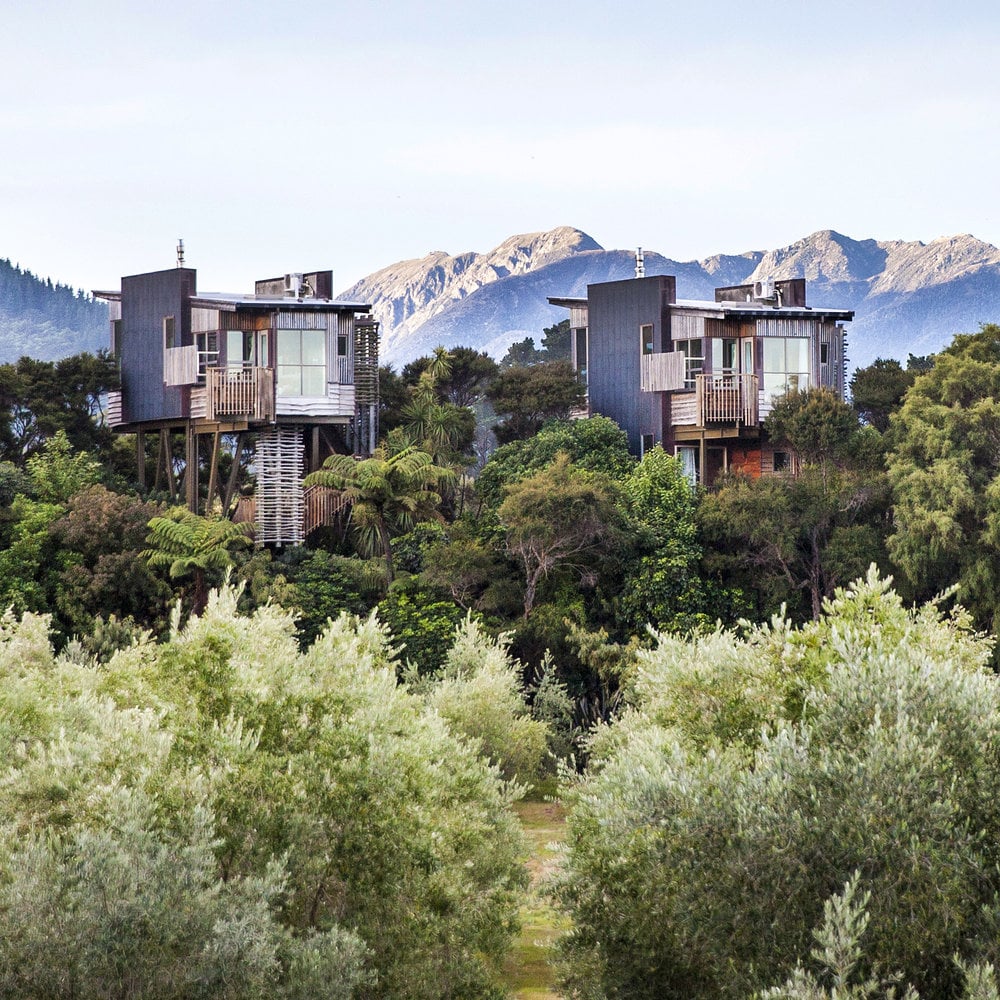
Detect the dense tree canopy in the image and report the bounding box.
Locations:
[499,452,624,617]
[305,445,454,580]
[0,586,528,1000]
[557,572,1000,1000]
[886,324,1000,634]
[702,389,890,620]
[0,352,118,464]
[487,361,586,443]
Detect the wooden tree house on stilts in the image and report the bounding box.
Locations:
[96,256,378,545]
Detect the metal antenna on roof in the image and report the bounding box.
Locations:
[176,239,185,267]
[635,247,645,278]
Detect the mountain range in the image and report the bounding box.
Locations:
[3,227,1000,372]
[339,226,1000,370]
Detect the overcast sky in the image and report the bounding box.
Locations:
[1,0,997,294]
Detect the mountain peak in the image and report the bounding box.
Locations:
[339,227,602,355]
[746,230,888,283]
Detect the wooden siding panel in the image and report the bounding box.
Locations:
[670,314,706,340]
[191,308,219,333]
[120,268,195,423]
[275,383,355,419]
[671,393,698,425]
[586,275,675,454]
[164,345,199,386]
[641,351,685,392]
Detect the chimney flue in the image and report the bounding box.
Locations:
[176,239,185,268]
[635,247,644,279]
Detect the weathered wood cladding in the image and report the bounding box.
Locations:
[586,275,675,454]
[191,308,219,334]
[669,313,705,342]
[120,268,196,424]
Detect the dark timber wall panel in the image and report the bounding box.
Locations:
[586,276,675,454]
[120,268,195,424]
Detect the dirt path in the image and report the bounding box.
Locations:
[503,800,568,999]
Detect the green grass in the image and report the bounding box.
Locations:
[503,799,569,999]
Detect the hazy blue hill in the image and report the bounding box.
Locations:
[0,259,108,361]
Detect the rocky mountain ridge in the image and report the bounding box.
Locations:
[343,228,1000,369]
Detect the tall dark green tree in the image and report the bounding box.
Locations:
[702,389,889,620]
[0,352,118,464]
[887,324,1000,634]
[487,361,586,443]
[849,357,918,433]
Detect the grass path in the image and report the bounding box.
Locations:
[503,799,569,999]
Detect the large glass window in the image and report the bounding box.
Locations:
[277,328,326,396]
[711,338,737,375]
[762,337,810,400]
[675,339,704,389]
[227,330,254,368]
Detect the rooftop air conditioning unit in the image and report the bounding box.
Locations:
[284,272,303,296]
[754,277,776,301]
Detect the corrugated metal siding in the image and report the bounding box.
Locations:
[274,310,329,330]
[755,318,819,338]
[335,313,355,385]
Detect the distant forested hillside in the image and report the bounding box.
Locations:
[0,258,107,361]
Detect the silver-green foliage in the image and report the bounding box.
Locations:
[557,570,1000,1000]
[423,616,553,785]
[0,586,526,999]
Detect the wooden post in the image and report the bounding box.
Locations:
[222,432,244,516]
[206,430,221,513]
[135,431,145,491]
[185,424,198,513]
[164,430,178,501]
[154,430,164,491]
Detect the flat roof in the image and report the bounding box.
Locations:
[549,294,853,321]
[92,290,372,312]
[191,292,372,312]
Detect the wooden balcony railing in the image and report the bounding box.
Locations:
[696,373,759,426]
[206,367,274,422]
[303,485,351,535]
[231,485,351,538]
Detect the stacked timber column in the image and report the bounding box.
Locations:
[354,317,380,454]
[255,427,305,546]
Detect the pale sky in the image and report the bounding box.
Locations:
[1,0,998,296]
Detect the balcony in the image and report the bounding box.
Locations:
[205,366,275,422]
[695,373,759,426]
